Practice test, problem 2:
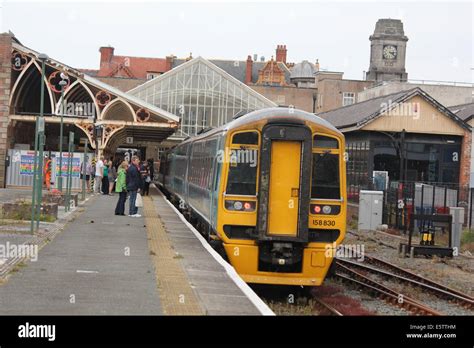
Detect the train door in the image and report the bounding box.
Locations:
[267,141,301,236]
[257,123,312,242]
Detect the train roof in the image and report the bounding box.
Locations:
[178,107,342,146]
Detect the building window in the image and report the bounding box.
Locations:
[343,92,355,106]
[157,146,169,159]
[147,72,160,80]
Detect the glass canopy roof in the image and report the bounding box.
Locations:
[129,57,276,139]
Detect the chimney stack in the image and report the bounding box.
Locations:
[275,44,287,64]
[99,46,114,65]
[165,55,175,71]
[245,55,253,84]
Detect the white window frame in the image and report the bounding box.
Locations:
[343,92,355,106]
[147,72,160,80]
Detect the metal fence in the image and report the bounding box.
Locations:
[347,179,474,231]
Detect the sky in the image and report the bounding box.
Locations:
[0,0,472,83]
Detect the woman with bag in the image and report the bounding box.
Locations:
[114,161,128,216]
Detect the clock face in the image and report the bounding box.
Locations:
[383,45,397,60]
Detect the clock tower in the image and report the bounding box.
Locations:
[366,19,408,82]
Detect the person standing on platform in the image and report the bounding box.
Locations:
[80,156,92,192]
[94,156,104,194]
[101,159,110,195]
[126,156,143,217]
[140,161,150,196]
[114,161,128,216]
[148,159,155,183]
[43,155,52,190]
[108,159,117,195]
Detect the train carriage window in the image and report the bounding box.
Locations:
[226,161,258,195]
[311,153,340,199]
[232,131,259,145]
[314,135,339,149]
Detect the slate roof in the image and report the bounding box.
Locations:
[172,58,291,84]
[449,102,474,122]
[318,87,470,131]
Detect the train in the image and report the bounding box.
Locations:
[157,107,346,286]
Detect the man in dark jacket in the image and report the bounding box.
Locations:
[126,156,143,217]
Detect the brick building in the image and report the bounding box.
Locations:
[85,42,376,113]
[0,33,12,186]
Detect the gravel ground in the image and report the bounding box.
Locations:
[367,272,473,316]
[344,229,474,298]
[261,277,413,316]
[327,277,410,316]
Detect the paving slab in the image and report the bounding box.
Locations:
[0,194,162,315]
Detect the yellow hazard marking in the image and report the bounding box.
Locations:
[143,196,204,315]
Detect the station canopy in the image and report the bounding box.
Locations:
[129,56,277,139]
[9,37,180,153]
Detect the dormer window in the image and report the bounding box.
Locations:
[147,72,160,80]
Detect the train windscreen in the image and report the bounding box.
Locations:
[311,153,340,199]
[225,158,258,195]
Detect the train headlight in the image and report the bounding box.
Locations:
[310,204,340,215]
[233,201,243,210]
[322,205,332,214]
[225,200,256,212]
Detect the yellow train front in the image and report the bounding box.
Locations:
[158,107,346,286]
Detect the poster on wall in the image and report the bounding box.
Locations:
[19,152,38,175]
[55,154,81,177]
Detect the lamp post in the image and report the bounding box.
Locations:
[58,78,68,192]
[30,53,48,232]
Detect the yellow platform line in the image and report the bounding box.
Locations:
[143,196,204,315]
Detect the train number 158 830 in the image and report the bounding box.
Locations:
[312,219,336,227]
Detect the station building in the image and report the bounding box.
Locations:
[318,87,472,191]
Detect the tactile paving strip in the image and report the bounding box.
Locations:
[143,196,204,315]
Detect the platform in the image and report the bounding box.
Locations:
[0,186,272,315]
[147,185,270,315]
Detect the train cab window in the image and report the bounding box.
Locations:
[226,161,258,195]
[311,152,340,199]
[226,150,258,196]
[313,135,339,149]
[232,131,259,145]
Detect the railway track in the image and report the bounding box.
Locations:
[335,262,442,315]
[312,296,344,316]
[338,245,474,309]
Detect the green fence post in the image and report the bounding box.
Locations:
[82,139,88,201]
[36,119,45,229]
[30,116,39,233]
[65,131,74,212]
